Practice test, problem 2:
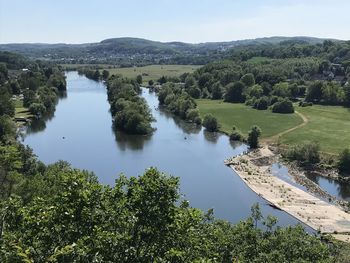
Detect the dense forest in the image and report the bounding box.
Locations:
[155,40,350,117]
[0,51,66,119]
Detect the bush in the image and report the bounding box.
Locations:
[29,102,46,117]
[338,148,350,175]
[229,126,244,141]
[254,96,269,110]
[284,142,320,165]
[203,114,219,132]
[194,116,202,125]
[272,99,294,113]
[224,81,245,103]
[247,126,261,149]
[186,109,200,123]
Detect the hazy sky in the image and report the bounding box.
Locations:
[0,0,349,44]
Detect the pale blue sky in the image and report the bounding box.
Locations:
[0,0,349,44]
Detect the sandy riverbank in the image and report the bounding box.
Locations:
[225,146,350,243]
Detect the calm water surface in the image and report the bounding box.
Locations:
[24,71,320,228]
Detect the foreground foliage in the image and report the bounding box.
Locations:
[0,161,336,262]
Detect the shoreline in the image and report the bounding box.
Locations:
[225,146,350,243]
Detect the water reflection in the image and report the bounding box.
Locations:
[171,115,201,135]
[306,172,350,201]
[271,163,350,201]
[203,130,220,144]
[114,129,152,151]
[25,110,56,135]
[58,90,68,100]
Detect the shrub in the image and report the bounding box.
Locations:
[284,142,320,165]
[229,126,244,141]
[272,99,294,113]
[186,109,200,123]
[254,96,269,110]
[203,114,219,132]
[247,125,261,149]
[224,81,245,103]
[338,148,350,175]
[194,116,202,125]
[29,102,46,117]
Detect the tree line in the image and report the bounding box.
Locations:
[0,51,66,119]
[106,75,154,135]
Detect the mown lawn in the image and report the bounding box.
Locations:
[281,105,350,154]
[105,65,201,84]
[197,100,303,138]
[14,99,32,119]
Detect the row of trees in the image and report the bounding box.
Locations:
[158,82,201,124]
[106,75,154,135]
[77,68,110,81]
[283,141,350,176]
[306,81,350,106]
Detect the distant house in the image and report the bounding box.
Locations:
[22,68,29,72]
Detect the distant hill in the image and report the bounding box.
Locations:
[0,36,339,65]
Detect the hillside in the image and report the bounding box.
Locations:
[0,36,336,65]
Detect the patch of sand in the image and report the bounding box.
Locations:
[226,146,350,242]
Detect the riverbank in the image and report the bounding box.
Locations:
[225,146,350,243]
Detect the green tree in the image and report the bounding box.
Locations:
[247,125,261,149]
[203,114,219,132]
[271,82,291,98]
[229,126,244,141]
[224,81,245,103]
[251,203,262,228]
[0,116,16,143]
[102,70,109,80]
[136,74,143,84]
[29,103,46,117]
[338,148,350,175]
[211,82,223,100]
[284,141,320,166]
[93,70,101,80]
[0,87,15,117]
[344,83,350,107]
[306,81,323,102]
[0,63,8,85]
[272,99,294,113]
[240,73,255,87]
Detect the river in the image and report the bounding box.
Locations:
[22,71,345,228]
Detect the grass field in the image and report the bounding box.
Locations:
[197,100,303,138]
[197,100,350,154]
[14,99,32,119]
[104,65,201,84]
[281,105,350,154]
[61,64,201,84]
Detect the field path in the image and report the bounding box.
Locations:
[265,111,308,142]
